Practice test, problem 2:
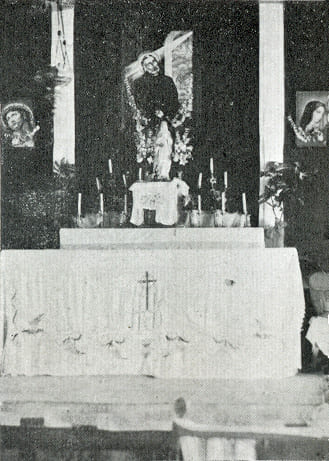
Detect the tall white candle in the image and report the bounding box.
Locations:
[198,172,202,189]
[108,159,113,174]
[242,192,247,215]
[139,168,142,181]
[224,171,228,189]
[221,191,226,213]
[124,193,128,214]
[100,193,104,214]
[123,174,127,187]
[96,177,101,191]
[198,194,202,213]
[78,193,82,216]
[210,158,214,175]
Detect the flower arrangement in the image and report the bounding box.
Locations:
[259,161,315,247]
[124,74,193,169]
[259,161,312,222]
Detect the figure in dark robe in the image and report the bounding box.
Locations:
[133,53,179,126]
[132,53,179,179]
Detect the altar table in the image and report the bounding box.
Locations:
[129,178,189,226]
[0,248,304,379]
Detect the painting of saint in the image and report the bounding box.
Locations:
[124,31,193,179]
[291,92,329,147]
[1,102,39,148]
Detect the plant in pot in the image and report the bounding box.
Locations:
[259,161,313,247]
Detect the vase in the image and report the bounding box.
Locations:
[190,210,215,227]
[264,219,285,247]
[214,210,223,227]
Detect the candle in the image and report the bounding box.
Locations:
[224,171,228,189]
[139,168,142,181]
[221,191,226,213]
[100,192,104,215]
[198,172,202,189]
[124,193,128,214]
[123,174,127,187]
[108,158,113,174]
[242,192,247,215]
[198,194,202,213]
[96,177,101,191]
[78,193,82,217]
[210,157,214,175]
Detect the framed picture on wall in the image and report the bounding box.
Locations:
[1,100,39,148]
[292,91,329,147]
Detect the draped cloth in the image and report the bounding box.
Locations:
[129,178,189,226]
[174,419,257,461]
[0,248,304,378]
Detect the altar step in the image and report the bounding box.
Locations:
[0,375,327,437]
[59,227,265,249]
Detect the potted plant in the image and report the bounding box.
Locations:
[259,161,313,247]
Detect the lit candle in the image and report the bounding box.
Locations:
[198,172,202,189]
[139,168,142,181]
[100,192,104,215]
[198,194,202,213]
[123,174,127,187]
[210,157,214,175]
[96,177,101,191]
[221,191,226,213]
[78,193,82,217]
[242,192,247,215]
[108,159,113,175]
[224,171,228,189]
[124,193,128,214]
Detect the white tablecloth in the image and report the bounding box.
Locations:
[0,248,304,378]
[129,179,189,226]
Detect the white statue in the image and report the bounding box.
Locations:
[153,119,173,180]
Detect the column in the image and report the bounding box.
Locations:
[259,1,285,227]
[51,1,75,165]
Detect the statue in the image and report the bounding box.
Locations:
[154,119,174,180]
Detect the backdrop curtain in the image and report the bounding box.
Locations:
[0,2,53,249]
[74,0,259,222]
[284,3,329,268]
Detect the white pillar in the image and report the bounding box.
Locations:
[259,1,285,227]
[51,2,75,165]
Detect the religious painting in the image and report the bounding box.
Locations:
[290,91,329,147]
[123,31,193,180]
[1,101,39,148]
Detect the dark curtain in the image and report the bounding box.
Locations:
[75,0,259,222]
[284,2,329,269]
[0,2,52,248]
[0,2,52,189]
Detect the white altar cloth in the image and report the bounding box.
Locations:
[60,228,265,249]
[129,179,189,226]
[0,249,304,378]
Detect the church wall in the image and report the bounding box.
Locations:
[284,2,329,272]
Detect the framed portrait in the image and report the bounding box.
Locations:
[293,91,329,147]
[1,100,39,148]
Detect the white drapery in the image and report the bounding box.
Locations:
[51,2,75,164]
[259,2,285,227]
[1,248,304,378]
[175,419,257,461]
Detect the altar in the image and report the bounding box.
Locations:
[0,247,304,379]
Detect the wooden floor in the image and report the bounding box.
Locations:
[0,373,328,437]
